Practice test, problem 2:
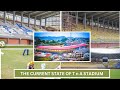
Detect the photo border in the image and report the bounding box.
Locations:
[33,31,91,62]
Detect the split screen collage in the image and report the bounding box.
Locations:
[0,11,120,79]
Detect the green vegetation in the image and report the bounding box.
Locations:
[61,62,96,67]
[35,56,51,61]
[110,69,120,79]
[34,62,60,69]
[1,49,33,79]
[35,37,63,46]
[4,45,33,48]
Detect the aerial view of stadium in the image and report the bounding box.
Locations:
[62,11,120,69]
[0,11,60,79]
[34,32,90,61]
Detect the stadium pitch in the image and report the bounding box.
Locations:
[1,49,33,79]
[61,62,106,69]
[34,62,60,69]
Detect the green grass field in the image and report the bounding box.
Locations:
[61,62,120,79]
[110,69,120,79]
[1,49,33,79]
[34,62,60,69]
[3,45,33,48]
[61,62,105,69]
[1,49,120,79]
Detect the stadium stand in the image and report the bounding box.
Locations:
[0,11,60,45]
[62,12,119,44]
[91,53,120,59]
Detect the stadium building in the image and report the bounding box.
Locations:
[0,11,60,45]
[62,11,119,48]
[62,11,120,65]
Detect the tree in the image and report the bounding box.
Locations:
[52,40,56,43]
[61,37,67,42]
[35,37,41,46]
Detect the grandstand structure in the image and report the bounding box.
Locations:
[0,11,60,45]
[62,12,119,48]
[91,48,120,60]
[62,11,120,62]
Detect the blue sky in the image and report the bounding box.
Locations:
[35,32,90,38]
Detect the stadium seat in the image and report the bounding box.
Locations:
[63,21,119,43]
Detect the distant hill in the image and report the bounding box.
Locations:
[38,36,66,41]
[35,36,89,44]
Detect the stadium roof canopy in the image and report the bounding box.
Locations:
[91,48,120,59]
[7,11,60,20]
[64,11,119,27]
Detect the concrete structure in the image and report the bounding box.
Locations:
[0,11,60,45]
